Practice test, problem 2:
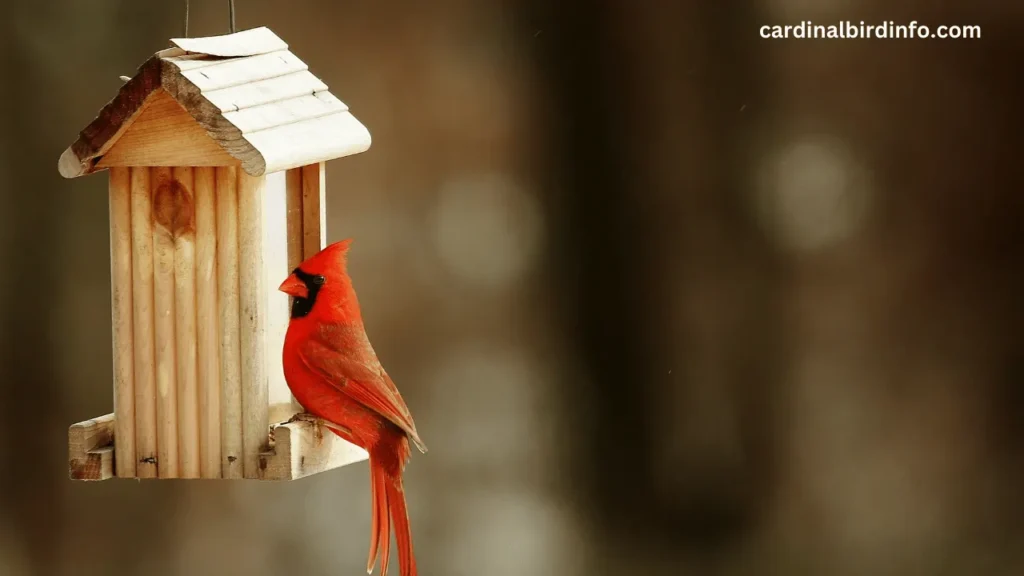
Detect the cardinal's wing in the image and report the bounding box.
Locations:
[299,321,426,452]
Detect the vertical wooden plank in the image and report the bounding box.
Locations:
[172,167,199,479]
[109,167,136,478]
[131,167,158,479]
[152,166,180,478]
[263,172,293,408]
[284,168,304,409]
[285,168,304,269]
[301,162,326,259]
[217,166,243,479]
[195,167,221,478]
[238,170,268,478]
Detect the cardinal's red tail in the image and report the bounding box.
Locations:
[386,472,416,576]
[368,456,391,575]
[367,437,416,576]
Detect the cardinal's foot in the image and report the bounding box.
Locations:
[285,412,351,447]
[286,412,326,445]
[285,411,317,425]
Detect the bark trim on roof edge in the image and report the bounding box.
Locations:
[58,57,268,179]
[60,57,163,179]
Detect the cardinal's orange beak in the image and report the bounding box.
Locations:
[278,274,308,299]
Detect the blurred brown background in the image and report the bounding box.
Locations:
[1,0,1023,574]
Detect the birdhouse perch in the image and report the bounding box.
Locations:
[62,27,370,481]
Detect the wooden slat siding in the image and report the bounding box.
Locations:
[170,26,288,58]
[247,112,370,175]
[216,166,243,479]
[109,167,136,478]
[195,167,221,478]
[152,167,180,478]
[222,92,346,134]
[238,170,268,478]
[175,50,307,93]
[69,415,116,481]
[301,163,326,259]
[203,70,328,113]
[172,167,200,479]
[96,91,237,168]
[130,167,158,478]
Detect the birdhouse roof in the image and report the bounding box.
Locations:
[58,27,371,179]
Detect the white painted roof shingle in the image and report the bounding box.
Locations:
[59,27,371,178]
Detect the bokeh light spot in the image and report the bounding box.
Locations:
[431,174,543,287]
[755,134,870,253]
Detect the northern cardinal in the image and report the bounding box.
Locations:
[279,239,426,576]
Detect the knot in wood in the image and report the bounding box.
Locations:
[153,177,195,237]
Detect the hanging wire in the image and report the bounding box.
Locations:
[185,0,237,39]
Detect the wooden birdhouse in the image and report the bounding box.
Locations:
[62,27,370,481]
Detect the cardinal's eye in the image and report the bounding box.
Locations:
[313,275,326,286]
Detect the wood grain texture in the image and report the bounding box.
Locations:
[301,162,326,259]
[69,414,116,481]
[257,404,368,481]
[96,90,237,168]
[108,168,136,478]
[238,170,268,479]
[130,167,158,478]
[172,167,200,479]
[157,63,257,174]
[285,168,304,270]
[195,167,221,478]
[217,166,243,479]
[152,167,180,478]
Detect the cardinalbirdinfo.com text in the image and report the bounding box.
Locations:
[760,21,981,39]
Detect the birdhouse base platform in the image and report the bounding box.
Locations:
[68,403,368,481]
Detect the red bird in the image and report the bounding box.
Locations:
[279,239,426,576]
